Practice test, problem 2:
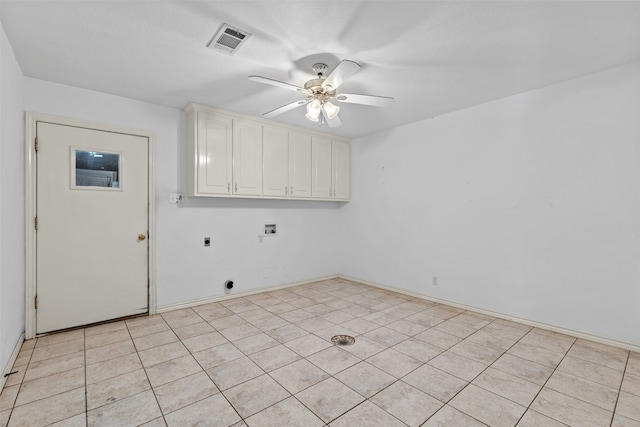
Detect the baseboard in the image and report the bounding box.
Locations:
[339,274,640,353]
[156,275,339,313]
[1,333,25,391]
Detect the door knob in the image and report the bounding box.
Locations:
[138,234,146,241]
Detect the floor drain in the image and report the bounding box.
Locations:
[331,335,355,346]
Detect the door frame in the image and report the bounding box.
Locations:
[24,112,157,339]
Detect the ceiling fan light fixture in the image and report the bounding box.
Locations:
[306,99,322,121]
[305,112,320,122]
[323,101,340,119]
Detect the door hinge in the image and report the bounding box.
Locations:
[34,216,38,231]
[34,295,38,310]
[34,137,39,152]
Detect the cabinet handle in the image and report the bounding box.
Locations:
[227,183,230,193]
[235,183,238,192]
[285,186,288,196]
[289,186,293,196]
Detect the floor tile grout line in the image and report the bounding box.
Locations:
[609,351,631,427]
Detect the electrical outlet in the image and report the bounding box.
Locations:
[432,276,438,286]
[204,237,211,247]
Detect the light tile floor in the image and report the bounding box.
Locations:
[1,278,639,426]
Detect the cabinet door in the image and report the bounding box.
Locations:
[197,112,233,195]
[263,126,289,197]
[311,137,332,198]
[289,132,312,198]
[233,119,263,196]
[332,140,350,200]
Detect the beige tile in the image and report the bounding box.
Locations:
[86,353,142,384]
[192,342,245,370]
[300,303,333,314]
[366,348,422,378]
[161,308,203,329]
[617,391,640,422]
[7,387,84,427]
[386,319,427,336]
[428,350,486,381]
[222,299,261,314]
[340,318,380,334]
[138,341,189,367]
[84,329,131,350]
[432,319,478,338]
[530,388,613,427]
[270,359,330,394]
[15,367,84,406]
[575,338,628,357]
[172,321,215,340]
[125,314,166,330]
[295,377,364,423]
[405,312,444,328]
[392,338,443,363]
[208,314,249,330]
[87,390,161,427]
[491,353,554,385]
[294,316,335,333]
[472,367,541,406]
[244,396,324,427]
[284,334,331,357]
[567,343,628,371]
[627,352,640,376]
[181,331,228,353]
[491,318,532,333]
[339,335,387,359]
[266,324,309,343]
[0,408,10,427]
[517,409,567,426]
[363,327,408,347]
[0,386,18,412]
[3,367,25,387]
[467,325,526,351]
[127,320,170,339]
[139,417,167,427]
[371,381,443,426]
[219,323,261,342]
[144,354,202,387]
[252,315,290,332]
[508,341,565,368]
[423,404,487,426]
[546,370,618,411]
[233,332,279,355]
[30,338,84,363]
[622,373,640,397]
[307,346,361,375]
[530,327,576,343]
[20,339,36,351]
[335,361,395,398]
[249,345,301,372]
[223,374,290,418]
[48,413,86,427]
[519,331,573,354]
[192,303,233,321]
[207,356,264,390]
[362,311,402,327]
[449,384,526,427]
[86,368,150,410]
[329,401,406,427]
[403,364,468,402]
[279,308,315,323]
[85,339,136,365]
[84,320,127,337]
[238,307,273,323]
[154,371,219,414]
[414,328,462,350]
[449,339,503,365]
[23,351,84,382]
[35,329,84,348]
[133,330,178,351]
[557,355,624,389]
[612,413,640,427]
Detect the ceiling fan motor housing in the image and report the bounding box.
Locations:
[312,63,328,77]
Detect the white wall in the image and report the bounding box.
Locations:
[0,20,25,375]
[339,61,640,346]
[23,78,342,308]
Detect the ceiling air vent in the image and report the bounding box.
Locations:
[207,24,251,55]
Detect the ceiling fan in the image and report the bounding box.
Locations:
[248,60,394,128]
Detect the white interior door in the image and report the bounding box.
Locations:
[36,122,149,333]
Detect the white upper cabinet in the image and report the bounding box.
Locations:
[288,132,312,198]
[190,110,233,195]
[232,119,262,196]
[185,103,348,201]
[312,137,349,200]
[262,125,289,197]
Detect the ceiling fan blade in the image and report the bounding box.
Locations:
[322,110,342,128]
[263,100,308,118]
[249,76,306,93]
[334,93,395,107]
[322,60,361,91]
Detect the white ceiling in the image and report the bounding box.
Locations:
[2,1,639,138]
